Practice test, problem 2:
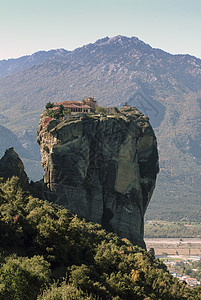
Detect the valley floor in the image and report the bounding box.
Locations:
[145,238,201,256]
[145,238,201,288]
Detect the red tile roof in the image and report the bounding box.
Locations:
[53,100,93,110]
[82,105,92,108]
[63,104,81,108]
[55,101,82,106]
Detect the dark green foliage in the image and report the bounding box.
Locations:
[45,102,54,109]
[46,104,70,119]
[46,109,63,119]
[38,282,95,300]
[63,108,71,116]
[95,106,107,115]
[0,255,50,300]
[0,177,200,299]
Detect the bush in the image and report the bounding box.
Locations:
[46,104,65,119]
[46,110,62,119]
[0,255,51,300]
[45,102,54,109]
[38,282,94,300]
[63,108,71,116]
[95,106,107,115]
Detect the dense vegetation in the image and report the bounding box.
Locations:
[145,221,201,238]
[45,104,71,119]
[0,177,200,299]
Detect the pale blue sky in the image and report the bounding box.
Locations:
[0,0,201,60]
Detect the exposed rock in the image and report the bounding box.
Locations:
[0,147,29,187]
[37,107,159,247]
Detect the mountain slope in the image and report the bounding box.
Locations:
[0,35,201,220]
[0,124,31,158]
[0,49,69,78]
[0,124,43,181]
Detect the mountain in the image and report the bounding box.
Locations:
[0,49,68,78]
[0,124,29,158]
[0,35,201,221]
[1,35,201,133]
[0,124,43,181]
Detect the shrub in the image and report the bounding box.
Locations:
[46,110,62,119]
[95,106,107,115]
[63,108,71,116]
[38,282,94,300]
[45,102,54,109]
[0,255,51,300]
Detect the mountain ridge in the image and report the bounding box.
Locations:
[1,35,201,80]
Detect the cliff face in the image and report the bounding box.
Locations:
[37,107,159,247]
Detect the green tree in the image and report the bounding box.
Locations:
[45,102,54,109]
[46,109,62,119]
[95,106,107,115]
[58,104,64,114]
[0,255,51,300]
[38,282,94,300]
[64,108,71,116]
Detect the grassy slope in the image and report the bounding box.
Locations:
[144,220,201,238]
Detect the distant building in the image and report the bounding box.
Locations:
[53,97,97,114]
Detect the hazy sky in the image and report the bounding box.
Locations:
[0,0,201,60]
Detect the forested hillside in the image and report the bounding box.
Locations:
[0,176,200,299]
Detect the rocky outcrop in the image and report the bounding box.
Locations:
[0,147,29,187]
[37,106,159,247]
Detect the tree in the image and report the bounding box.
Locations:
[64,108,71,116]
[149,248,155,258]
[95,106,107,115]
[46,109,62,119]
[46,104,66,119]
[45,102,54,109]
[58,104,64,114]
[0,255,51,300]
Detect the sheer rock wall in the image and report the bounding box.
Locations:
[37,106,159,247]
